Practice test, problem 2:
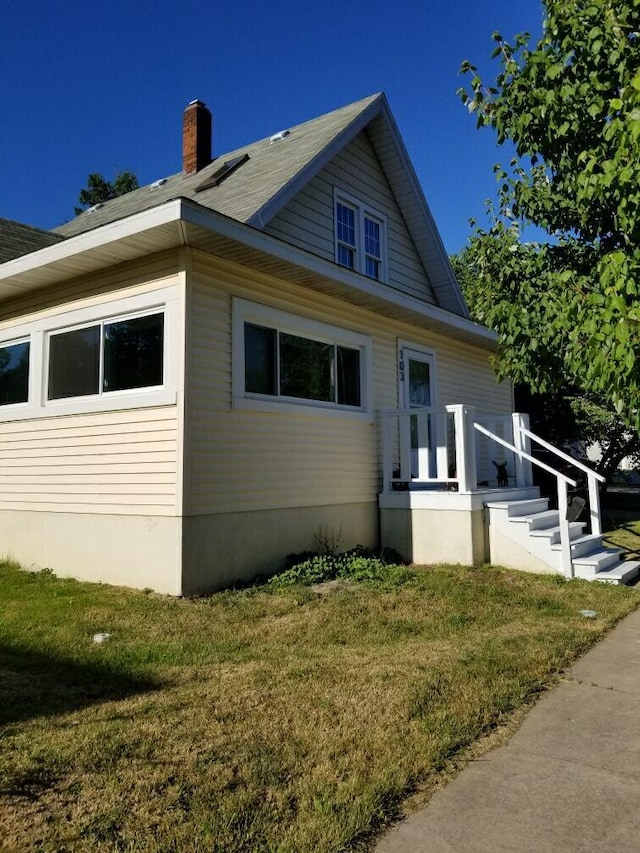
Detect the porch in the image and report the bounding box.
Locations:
[378,405,638,584]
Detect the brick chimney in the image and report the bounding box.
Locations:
[183,99,212,174]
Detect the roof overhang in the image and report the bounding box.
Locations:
[0,198,496,349]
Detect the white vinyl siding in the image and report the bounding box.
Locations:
[0,257,182,516]
[264,130,437,304]
[185,250,511,517]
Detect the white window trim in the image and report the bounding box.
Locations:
[0,286,178,422]
[233,298,373,421]
[333,187,388,283]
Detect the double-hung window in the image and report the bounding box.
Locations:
[334,190,386,282]
[234,299,371,417]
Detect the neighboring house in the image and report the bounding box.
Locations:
[3,94,628,592]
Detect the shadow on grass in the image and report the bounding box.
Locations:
[0,641,159,727]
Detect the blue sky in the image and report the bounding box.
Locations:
[2,0,544,254]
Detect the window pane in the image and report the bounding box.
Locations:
[364,217,381,257]
[0,341,29,405]
[365,257,380,280]
[48,326,100,400]
[408,358,431,407]
[245,323,277,395]
[337,244,355,269]
[280,333,333,402]
[337,346,361,406]
[336,202,355,246]
[104,313,164,392]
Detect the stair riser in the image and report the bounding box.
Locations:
[574,553,621,577]
[531,523,586,545]
[507,500,549,518]
[569,538,605,559]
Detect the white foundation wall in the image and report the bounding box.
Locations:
[182,503,377,595]
[0,510,182,594]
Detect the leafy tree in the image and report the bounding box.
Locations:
[74,170,139,215]
[452,245,640,488]
[457,0,640,437]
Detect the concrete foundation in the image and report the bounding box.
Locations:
[181,501,379,595]
[0,510,182,595]
[379,487,538,567]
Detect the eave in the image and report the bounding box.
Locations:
[0,198,496,349]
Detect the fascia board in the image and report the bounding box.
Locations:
[0,197,495,348]
[0,200,186,283]
[180,200,496,347]
[376,98,469,317]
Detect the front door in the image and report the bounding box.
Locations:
[400,347,436,478]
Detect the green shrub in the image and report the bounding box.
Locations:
[268,547,412,589]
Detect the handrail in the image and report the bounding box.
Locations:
[475,419,577,577]
[473,422,577,487]
[520,426,606,483]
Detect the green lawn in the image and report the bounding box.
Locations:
[604,516,640,558]
[1,559,638,852]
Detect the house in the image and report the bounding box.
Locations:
[1,94,635,592]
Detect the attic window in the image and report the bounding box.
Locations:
[334,189,387,282]
[195,154,249,192]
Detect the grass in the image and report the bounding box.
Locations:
[1,559,639,852]
[604,516,640,557]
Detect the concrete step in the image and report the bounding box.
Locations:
[550,533,604,558]
[529,522,585,544]
[494,498,549,518]
[510,510,560,531]
[573,548,622,578]
[593,560,640,585]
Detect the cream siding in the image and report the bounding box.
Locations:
[264,131,437,305]
[0,256,181,517]
[186,250,511,517]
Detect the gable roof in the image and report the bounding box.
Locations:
[54,94,381,238]
[0,218,64,263]
[53,94,468,317]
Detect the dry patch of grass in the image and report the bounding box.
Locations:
[1,560,638,852]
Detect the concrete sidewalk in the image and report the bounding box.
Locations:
[375,607,640,853]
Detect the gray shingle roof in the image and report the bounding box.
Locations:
[0,218,64,263]
[54,94,382,239]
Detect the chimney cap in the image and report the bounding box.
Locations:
[187,98,207,107]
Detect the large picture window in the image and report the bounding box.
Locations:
[0,287,176,422]
[48,311,164,401]
[0,339,30,406]
[235,300,369,416]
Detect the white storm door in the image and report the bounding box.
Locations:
[400,347,436,479]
